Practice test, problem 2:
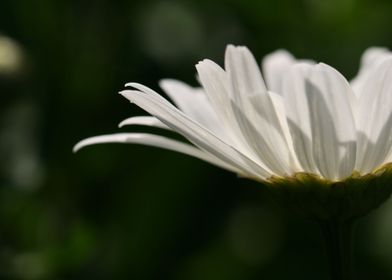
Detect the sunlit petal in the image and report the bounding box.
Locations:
[73,133,240,173]
[76,45,392,183]
[120,88,271,179]
[159,79,225,138]
[262,49,295,94]
[225,45,267,103]
[356,57,392,172]
[282,63,319,174]
[305,63,357,180]
[351,47,392,96]
[118,116,169,129]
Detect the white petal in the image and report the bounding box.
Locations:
[159,79,200,110]
[159,79,211,116]
[361,47,391,66]
[195,60,232,125]
[73,133,240,173]
[120,87,272,179]
[262,49,296,94]
[196,58,283,173]
[283,63,357,179]
[230,97,291,176]
[224,45,267,104]
[118,116,169,129]
[267,91,301,171]
[356,57,392,172]
[235,90,299,175]
[282,63,319,174]
[305,63,357,180]
[125,82,173,106]
[196,59,255,149]
[158,79,226,138]
[351,47,392,96]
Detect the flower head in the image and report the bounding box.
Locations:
[75,45,392,220]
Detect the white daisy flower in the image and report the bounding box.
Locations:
[75,45,392,220]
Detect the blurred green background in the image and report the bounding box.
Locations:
[2,0,392,279]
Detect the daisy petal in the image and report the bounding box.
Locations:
[118,116,169,129]
[225,45,267,104]
[282,63,319,174]
[120,88,272,179]
[239,90,298,174]
[305,63,357,180]
[351,47,392,96]
[267,91,301,170]
[73,133,240,173]
[159,79,225,138]
[79,45,392,183]
[196,59,252,148]
[195,60,232,124]
[262,49,295,94]
[231,99,290,175]
[356,57,392,172]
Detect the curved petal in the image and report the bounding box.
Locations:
[356,57,392,172]
[351,47,392,96]
[305,63,357,180]
[283,63,357,180]
[159,79,203,111]
[282,63,319,174]
[231,98,292,176]
[196,58,289,174]
[262,49,296,94]
[224,45,267,105]
[195,60,232,126]
[73,133,241,173]
[267,91,301,170]
[233,90,300,175]
[159,79,226,138]
[196,59,259,150]
[120,86,272,179]
[118,116,169,129]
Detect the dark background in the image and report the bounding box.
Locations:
[1,0,392,279]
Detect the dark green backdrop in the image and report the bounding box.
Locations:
[1,0,392,279]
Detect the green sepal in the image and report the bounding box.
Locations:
[263,163,392,221]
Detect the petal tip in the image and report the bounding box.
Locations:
[72,141,85,153]
[118,120,127,128]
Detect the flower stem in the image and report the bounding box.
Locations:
[319,220,354,280]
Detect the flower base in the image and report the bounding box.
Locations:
[264,163,392,222]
